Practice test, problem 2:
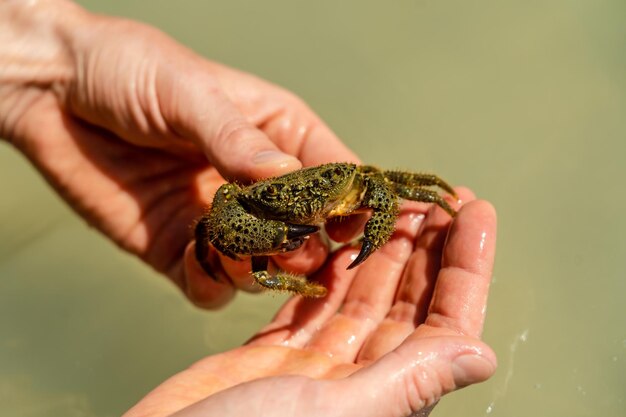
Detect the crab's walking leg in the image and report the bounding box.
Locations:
[392,184,457,217]
[348,174,400,269]
[384,171,457,198]
[251,256,327,298]
[194,215,219,281]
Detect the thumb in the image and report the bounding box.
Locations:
[336,336,496,417]
[171,77,301,181]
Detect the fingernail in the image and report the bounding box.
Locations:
[451,354,495,387]
[252,151,302,177]
[252,150,298,167]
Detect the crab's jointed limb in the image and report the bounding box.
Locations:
[385,170,457,217]
[251,256,327,298]
[348,170,400,269]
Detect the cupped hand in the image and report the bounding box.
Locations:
[123,189,498,417]
[0,0,357,307]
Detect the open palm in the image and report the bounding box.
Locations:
[124,191,497,417]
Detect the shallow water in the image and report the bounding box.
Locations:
[1,0,624,416]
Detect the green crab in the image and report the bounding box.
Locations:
[195,163,456,298]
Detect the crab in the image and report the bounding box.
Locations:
[195,163,457,298]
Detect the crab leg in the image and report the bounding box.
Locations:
[251,255,327,298]
[347,173,399,269]
[384,171,457,198]
[392,184,457,217]
[195,215,218,280]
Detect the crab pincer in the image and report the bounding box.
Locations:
[347,239,375,270]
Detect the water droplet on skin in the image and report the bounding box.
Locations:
[407,212,425,226]
[479,231,487,251]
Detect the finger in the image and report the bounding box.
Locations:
[304,205,426,361]
[352,316,415,367]
[273,234,329,275]
[425,200,497,337]
[219,255,263,294]
[338,334,497,417]
[397,187,476,324]
[210,66,361,167]
[355,188,474,363]
[182,243,236,309]
[258,104,360,167]
[167,73,302,181]
[296,122,360,167]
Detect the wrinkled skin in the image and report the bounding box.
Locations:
[0,0,362,308]
[195,163,457,297]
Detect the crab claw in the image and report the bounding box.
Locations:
[347,238,374,270]
[286,224,320,239]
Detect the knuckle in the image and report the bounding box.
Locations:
[216,119,251,145]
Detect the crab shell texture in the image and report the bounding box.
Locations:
[194,162,456,297]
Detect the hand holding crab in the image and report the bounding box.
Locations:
[195,163,457,297]
[129,189,498,417]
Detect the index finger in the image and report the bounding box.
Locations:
[425,200,497,338]
[212,65,360,166]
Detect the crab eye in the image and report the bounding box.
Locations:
[321,170,334,180]
[321,167,344,182]
[313,178,328,187]
[263,183,283,198]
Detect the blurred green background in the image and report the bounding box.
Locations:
[1,0,625,416]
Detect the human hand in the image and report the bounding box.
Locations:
[123,189,498,417]
[0,0,357,307]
